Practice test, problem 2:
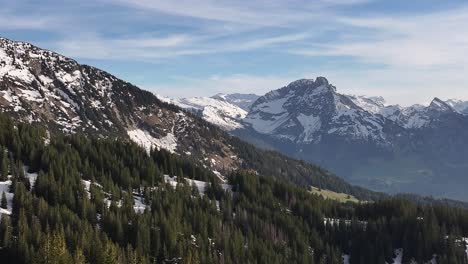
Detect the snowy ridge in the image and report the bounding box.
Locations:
[176,97,247,131]
[0,37,119,133]
[347,95,386,114]
[211,93,259,111]
[446,99,468,115]
[156,95,248,131]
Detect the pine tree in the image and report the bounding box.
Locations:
[0,150,8,181]
[0,191,7,209]
[35,229,72,264]
[73,247,86,264]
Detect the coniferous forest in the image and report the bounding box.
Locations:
[0,113,467,264]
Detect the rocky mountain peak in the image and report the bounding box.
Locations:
[428,97,453,112]
[286,77,335,93]
[243,78,393,144]
[315,76,329,86]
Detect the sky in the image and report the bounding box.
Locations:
[1,0,468,106]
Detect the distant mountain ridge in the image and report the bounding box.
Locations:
[176,78,468,201]
[211,93,259,110]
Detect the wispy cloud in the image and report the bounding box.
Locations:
[291,7,468,68]
[54,32,311,61]
[146,74,295,98]
[110,0,322,27]
[0,13,59,30]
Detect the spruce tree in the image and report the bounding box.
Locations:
[1,191,7,209]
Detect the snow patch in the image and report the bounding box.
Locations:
[297,113,321,142]
[164,175,232,194]
[127,129,178,153]
[0,179,13,217]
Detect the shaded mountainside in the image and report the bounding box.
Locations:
[0,37,381,200]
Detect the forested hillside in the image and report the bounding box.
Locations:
[0,114,467,263]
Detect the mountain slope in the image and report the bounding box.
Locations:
[0,37,381,200]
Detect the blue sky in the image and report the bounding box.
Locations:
[1,0,468,105]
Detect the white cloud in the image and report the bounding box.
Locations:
[115,35,193,48]
[54,32,310,61]
[292,7,468,68]
[110,0,322,27]
[0,13,58,30]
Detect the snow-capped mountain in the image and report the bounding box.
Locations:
[229,78,468,201]
[168,96,247,131]
[152,77,468,200]
[243,78,394,144]
[211,93,259,110]
[376,98,456,129]
[0,37,246,172]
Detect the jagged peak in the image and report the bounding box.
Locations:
[315,76,329,86]
[287,77,330,88]
[287,79,316,87]
[429,97,453,112]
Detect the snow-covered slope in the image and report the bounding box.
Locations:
[174,97,247,131]
[211,93,259,110]
[347,95,386,114]
[446,99,468,115]
[155,94,249,131]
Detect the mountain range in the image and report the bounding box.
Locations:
[173,78,468,201]
[3,36,468,202]
[0,37,381,200]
